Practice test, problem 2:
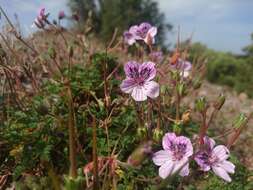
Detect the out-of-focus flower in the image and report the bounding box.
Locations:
[123,22,157,45]
[72,13,80,21]
[127,141,152,167]
[58,10,65,20]
[120,61,159,101]
[171,58,192,78]
[33,7,49,29]
[149,51,163,63]
[152,133,193,179]
[194,136,235,182]
[136,22,157,44]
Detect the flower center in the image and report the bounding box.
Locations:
[171,143,187,161]
[129,67,152,86]
[208,154,219,164]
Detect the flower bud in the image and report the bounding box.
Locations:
[48,47,56,59]
[233,113,247,129]
[127,141,152,167]
[182,110,191,124]
[172,123,182,134]
[192,77,202,89]
[176,83,185,96]
[195,97,207,113]
[64,174,84,190]
[214,94,226,110]
[152,128,163,142]
[137,126,148,139]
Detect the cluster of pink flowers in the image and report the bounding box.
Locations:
[124,22,157,45]
[34,8,49,28]
[33,8,77,29]
[121,23,235,183]
[152,133,235,182]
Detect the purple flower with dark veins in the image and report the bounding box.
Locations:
[194,136,235,182]
[120,61,159,101]
[171,58,192,78]
[124,22,157,45]
[123,26,139,45]
[135,22,157,44]
[152,133,193,179]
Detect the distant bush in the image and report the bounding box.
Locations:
[189,43,253,97]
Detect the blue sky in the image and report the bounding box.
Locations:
[1,0,253,54]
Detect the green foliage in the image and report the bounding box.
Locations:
[189,42,253,97]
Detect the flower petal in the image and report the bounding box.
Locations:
[219,160,235,174]
[158,161,174,179]
[172,157,189,176]
[124,31,136,45]
[176,136,193,158]
[152,150,171,166]
[162,133,177,151]
[213,145,229,161]
[124,61,139,78]
[148,27,157,37]
[179,162,190,176]
[180,71,190,78]
[139,61,156,81]
[143,81,159,99]
[131,86,147,101]
[120,78,136,93]
[204,136,216,150]
[212,165,232,182]
[194,152,211,171]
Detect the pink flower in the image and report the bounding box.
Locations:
[123,26,139,45]
[124,22,157,45]
[152,133,193,179]
[194,136,235,182]
[34,7,49,29]
[171,59,192,78]
[58,10,65,20]
[120,61,159,101]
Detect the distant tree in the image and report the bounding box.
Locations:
[242,33,253,56]
[68,0,172,46]
[68,0,101,32]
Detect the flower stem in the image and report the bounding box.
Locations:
[92,116,99,189]
[67,84,77,178]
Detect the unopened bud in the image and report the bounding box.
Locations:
[172,123,182,134]
[137,126,148,139]
[152,128,163,142]
[192,78,202,89]
[182,110,191,124]
[214,94,226,110]
[127,141,152,167]
[227,113,249,148]
[195,97,207,113]
[233,113,247,129]
[48,47,56,59]
[176,83,185,96]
